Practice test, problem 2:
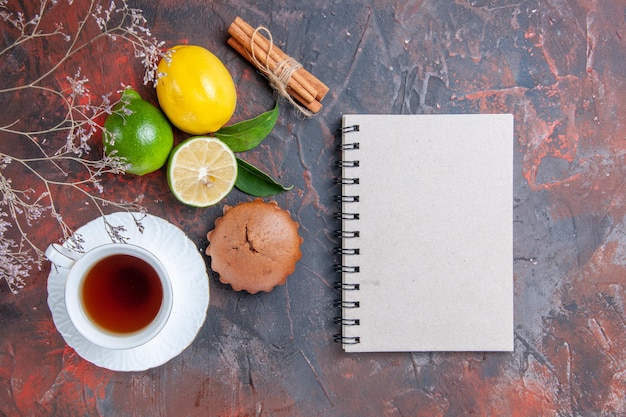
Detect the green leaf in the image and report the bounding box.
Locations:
[235,157,293,197]
[214,102,279,152]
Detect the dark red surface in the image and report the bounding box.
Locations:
[2,0,626,416]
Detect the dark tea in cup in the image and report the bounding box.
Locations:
[46,243,173,350]
[82,254,164,334]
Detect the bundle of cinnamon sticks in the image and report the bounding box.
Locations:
[227,16,328,114]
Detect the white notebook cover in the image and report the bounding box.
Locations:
[338,114,514,352]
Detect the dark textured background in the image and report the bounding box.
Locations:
[1,0,626,415]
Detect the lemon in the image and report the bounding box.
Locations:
[156,45,237,134]
[103,88,174,176]
[167,137,237,207]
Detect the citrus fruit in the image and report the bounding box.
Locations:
[103,88,174,176]
[167,137,237,207]
[156,45,237,134]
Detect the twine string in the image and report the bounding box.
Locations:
[249,26,313,118]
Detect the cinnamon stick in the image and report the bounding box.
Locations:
[227,37,323,113]
[233,17,328,101]
[227,22,316,105]
[230,17,322,100]
[227,16,328,113]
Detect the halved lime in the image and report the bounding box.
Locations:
[167,137,237,207]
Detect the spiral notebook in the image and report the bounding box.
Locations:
[335,113,514,352]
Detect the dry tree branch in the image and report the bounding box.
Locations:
[0,0,166,293]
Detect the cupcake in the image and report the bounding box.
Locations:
[206,199,303,293]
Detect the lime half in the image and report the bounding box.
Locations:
[167,137,237,207]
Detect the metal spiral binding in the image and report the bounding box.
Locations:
[334,195,359,203]
[335,177,359,185]
[337,142,360,150]
[336,160,359,168]
[334,265,360,273]
[334,230,359,238]
[334,248,360,255]
[334,317,360,326]
[333,334,361,345]
[334,282,360,291]
[339,124,360,133]
[334,300,360,308]
[334,212,360,220]
[334,124,362,346]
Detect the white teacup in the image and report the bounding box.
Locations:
[45,243,173,350]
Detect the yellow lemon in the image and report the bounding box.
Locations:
[167,137,237,207]
[156,45,237,134]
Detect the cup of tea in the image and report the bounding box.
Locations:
[45,243,173,350]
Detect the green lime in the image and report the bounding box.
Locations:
[103,88,174,176]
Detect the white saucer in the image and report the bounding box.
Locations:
[47,212,209,372]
